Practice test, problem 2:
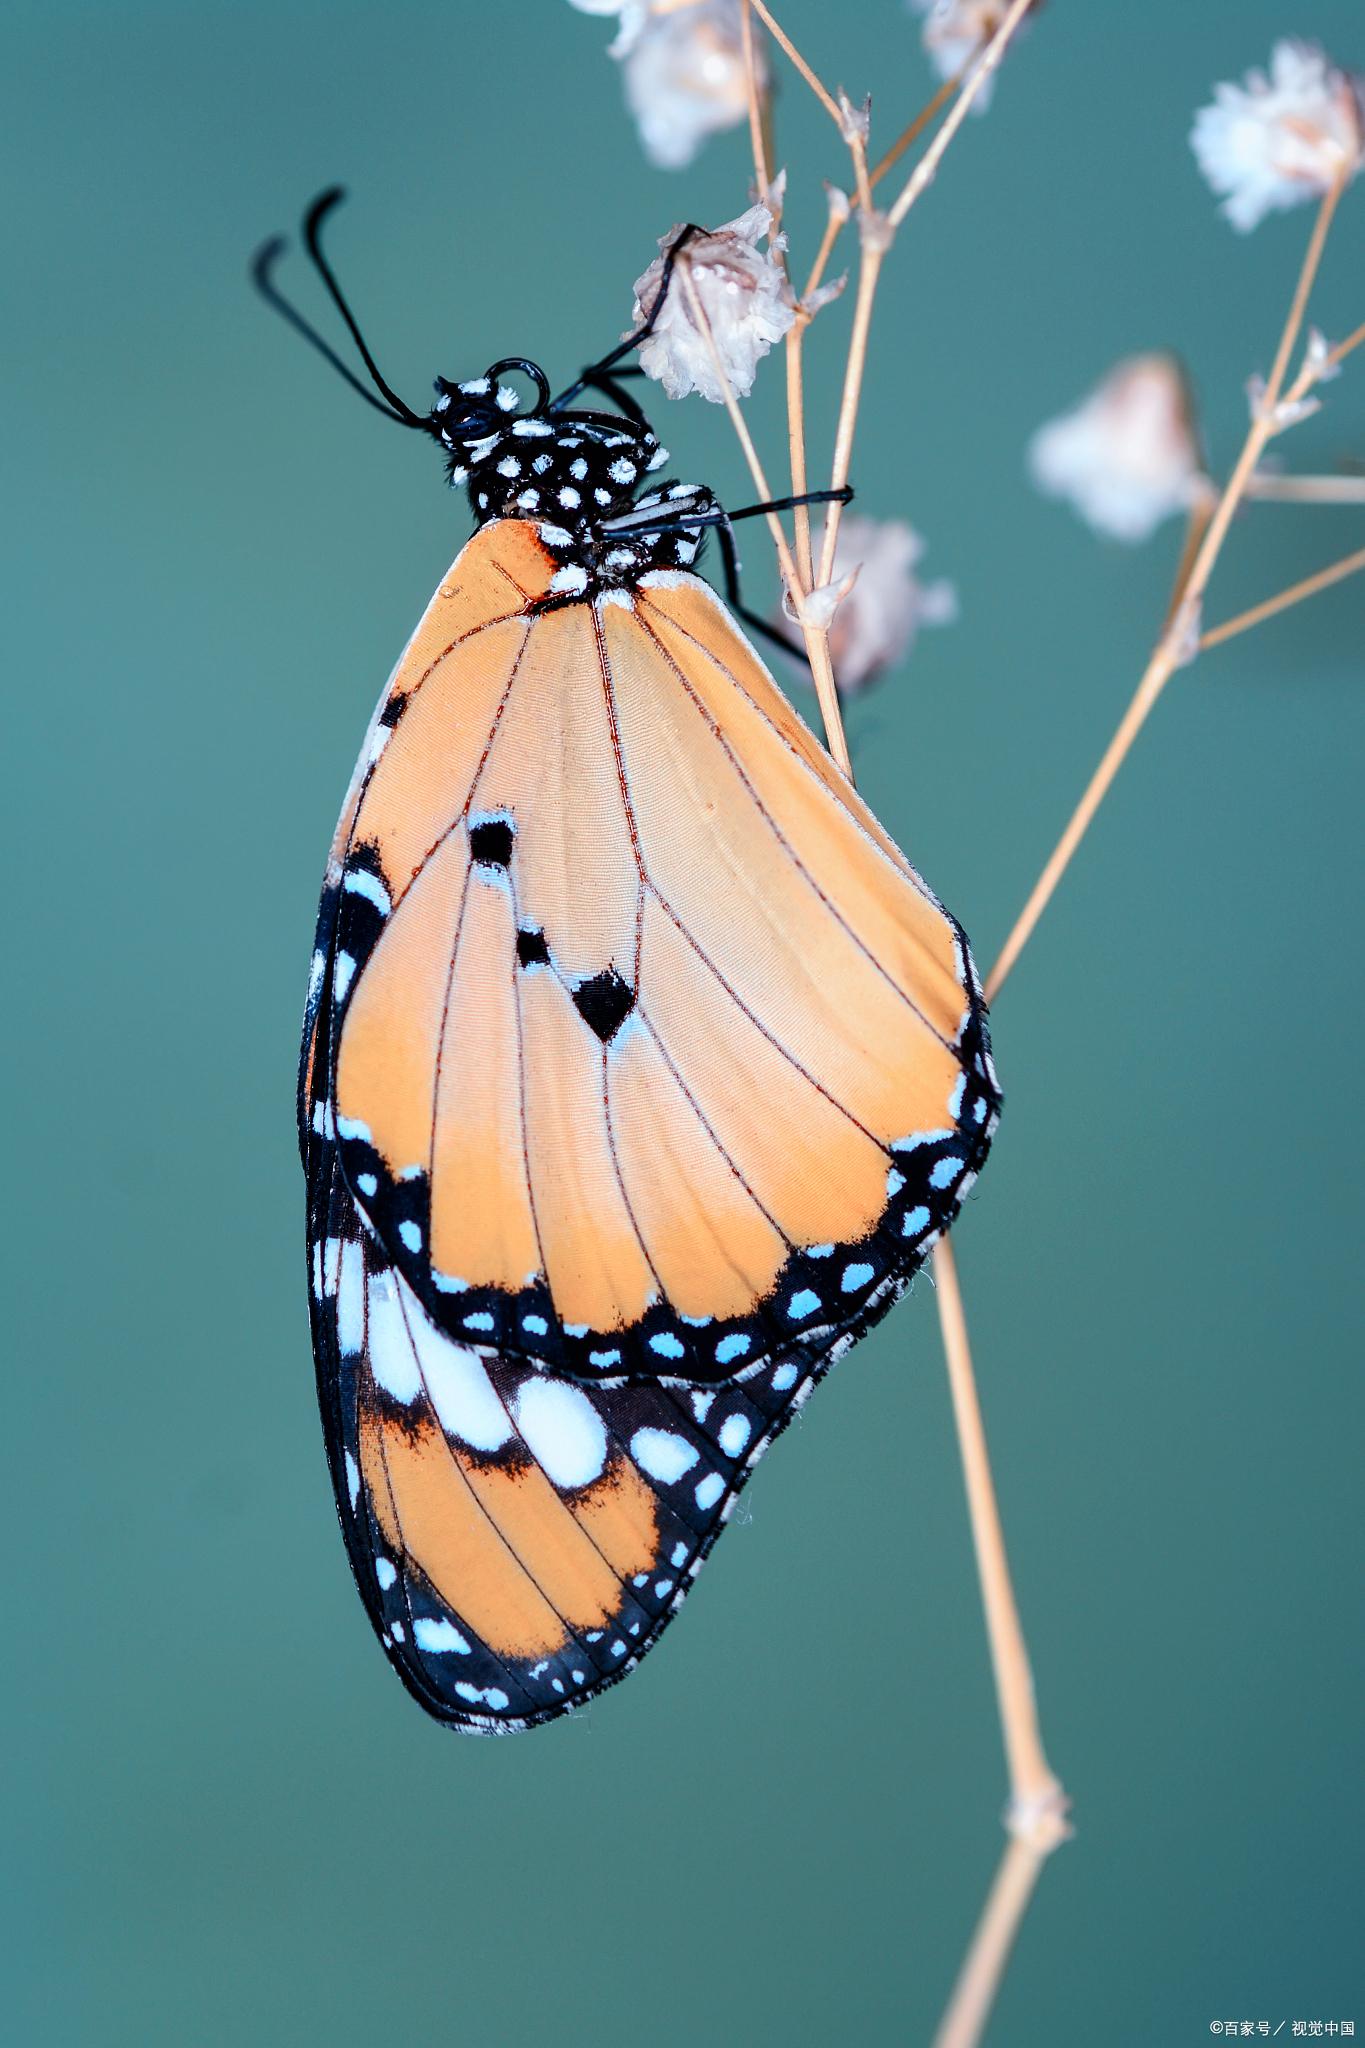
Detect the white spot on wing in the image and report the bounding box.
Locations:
[513,1378,608,1490]
[336,1239,366,1355]
[343,868,391,915]
[630,1429,699,1483]
[366,1269,423,1404]
[413,1616,471,1654]
[718,1414,751,1458]
[401,1289,511,1451]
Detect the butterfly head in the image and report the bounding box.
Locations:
[428,359,671,532]
[429,359,552,478]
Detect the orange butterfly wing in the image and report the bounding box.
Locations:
[304,1080,849,1731]
[316,519,998,1386]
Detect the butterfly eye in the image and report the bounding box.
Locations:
[450,412,496,439]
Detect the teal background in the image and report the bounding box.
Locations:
[7,3,1361,2042]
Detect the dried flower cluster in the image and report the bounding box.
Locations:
[797,517,958,695]
[1191,40,1364,232]
[629,205,795,401]
[1029,355,1205,543]
[571,0,756,168]
[907,0,1035,111]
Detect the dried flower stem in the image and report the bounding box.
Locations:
[817,0,1035,585]
[870,74,961,187]
[786,329,816,589]
[732,16,1061,2041]
[925,155,1354,2048]
[802,203,848,302]
[1246,471,1365,504]
[933,1240,1069,1838]
[1320,316,1365,373]
[987,169,1349,1005]
[737,5,851,770]
[748,0,843,129]
[740,0,772,202]
[1199,542,1365,651]
[887,0,1036,229]
[933,1836,1050,2048]
[673,263,794,582]
[674,255,853,773]
[816,240,885,588]
[1262,175,1346,405]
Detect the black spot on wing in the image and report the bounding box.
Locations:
[573,967,635,1044]
[470,818,515,868]
[516,925,549,967]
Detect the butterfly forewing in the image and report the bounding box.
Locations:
[317,520,999,1390]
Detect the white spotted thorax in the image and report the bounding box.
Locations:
[430,369,717,593]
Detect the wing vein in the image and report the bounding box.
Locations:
[630,605,954,1053]
[647,882,891,1153]
[638,590,940,911]
[637,1013,794,1251]
[389,1277,604,1664]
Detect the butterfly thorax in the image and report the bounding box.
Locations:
[430,368,717,593]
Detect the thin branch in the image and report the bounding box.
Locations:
[1263,174,1346,407]
[740,5,812,594]
[1322,315,1365,373]
[674,258,854,776]
[987,171,1349,1005]
[1199,543,1365,652]
[802,78,959,313]
[1161,484,1216,629]
[933,1838,1051,2048]
[818,0,1033,591]
[870,74,961,187]
[737,1,851,775]
[887,0,1035,229]
[786,327,816,591]
[739,0,772,202]
[1245,471,1365,504]
[801,193,849,303]
[933,1241,1069,1838]
[816,235,886,589]
[985,629,1179,1003]
[748,0,844,130]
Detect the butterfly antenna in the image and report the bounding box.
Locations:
[249,190,427,429]
[302,189,429,426]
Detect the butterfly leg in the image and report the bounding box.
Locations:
[563,368,652,426]
[551,225,706,412]
[599,486,854,674]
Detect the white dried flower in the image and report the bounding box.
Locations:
[610,0,756,170]
[1302,327,1342,386]
[567,0,648,56]
[837,91,872,147]
[907,0,1033,112]
[630,205,796,403]
[1191,41,1365,232]
[1029,355,1205,543]
[780,517,957,696]
[1245,373,1322,433]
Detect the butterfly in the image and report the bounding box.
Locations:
[262,191,1001,1733]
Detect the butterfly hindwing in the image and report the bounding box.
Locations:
[305,1108,849,1732]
